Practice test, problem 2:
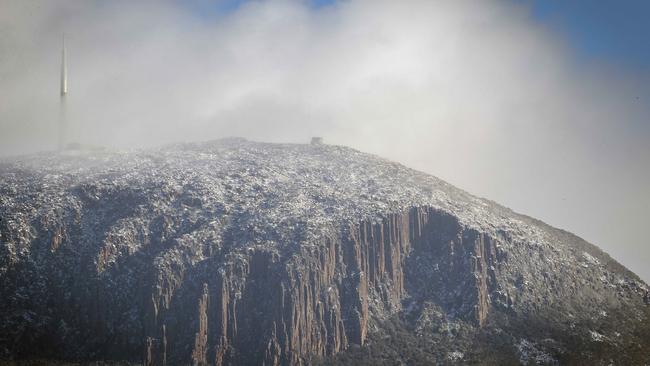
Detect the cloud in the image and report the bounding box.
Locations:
[1,0,649,281]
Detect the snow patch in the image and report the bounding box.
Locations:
[589,330,605,342]
[446,351,464,361]
[516,339,558,365]
[581,252,600,266]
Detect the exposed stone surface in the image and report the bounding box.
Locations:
[0,139,648,365]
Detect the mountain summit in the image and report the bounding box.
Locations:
[1,139,648,365]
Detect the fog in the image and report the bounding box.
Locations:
[1,0,649,282]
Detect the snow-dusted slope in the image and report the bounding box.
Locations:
[0,139,572,250]
[0,139,648,365]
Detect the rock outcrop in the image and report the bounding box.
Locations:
[0,139,648,365]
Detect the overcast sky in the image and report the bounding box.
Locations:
[1,0,649,282]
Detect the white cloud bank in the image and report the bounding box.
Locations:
[1,0,649,281]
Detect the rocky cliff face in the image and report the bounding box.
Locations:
[0,139,648,365]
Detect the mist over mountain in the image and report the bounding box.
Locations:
[2,1,649,364]
[1,140,648,365]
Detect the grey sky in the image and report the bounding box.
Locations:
[1,0,649,281]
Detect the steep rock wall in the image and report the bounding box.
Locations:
[136,207,496,365]
[0,204,499,365]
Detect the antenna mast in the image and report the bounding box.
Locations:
[59,34,67,151]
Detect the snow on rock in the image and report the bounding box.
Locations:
[589,330,605,342]
[0,139,649,365]
[446,350,464,361]
[516,339,558,366]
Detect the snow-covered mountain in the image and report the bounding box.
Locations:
[1,139,648,365]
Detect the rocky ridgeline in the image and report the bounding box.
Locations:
[0,139,648,365]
